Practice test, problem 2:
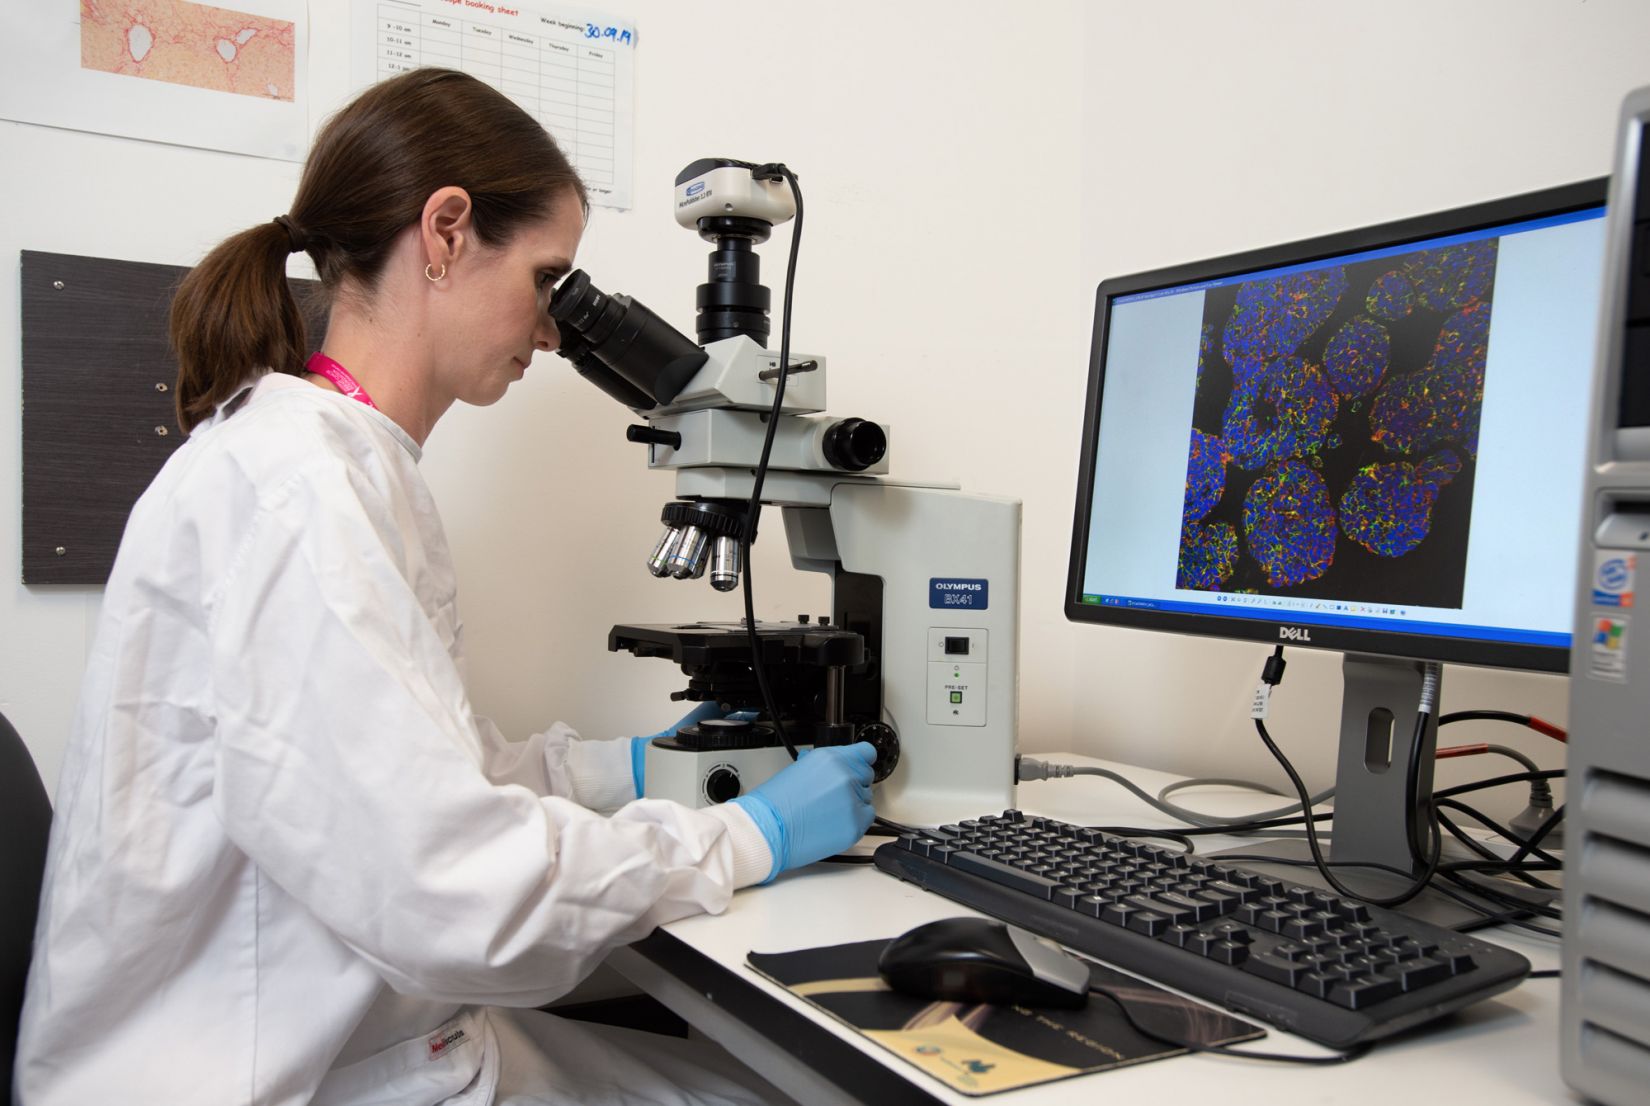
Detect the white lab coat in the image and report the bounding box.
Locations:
[15,373,777,1106]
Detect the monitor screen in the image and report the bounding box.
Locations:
[1067,181,1608,674]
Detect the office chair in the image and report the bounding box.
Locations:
[1,709,51,1099]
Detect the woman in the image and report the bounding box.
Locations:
[15,68,875,1106]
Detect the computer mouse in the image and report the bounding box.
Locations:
[877,916,1091,1009]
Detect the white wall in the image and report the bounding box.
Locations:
[1072,0,1650,818]
[3,0,1646,826]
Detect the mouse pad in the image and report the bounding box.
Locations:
[747,938,1264,1096]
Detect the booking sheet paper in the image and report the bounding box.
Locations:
[0,0,310,161]
[350,0,637,210]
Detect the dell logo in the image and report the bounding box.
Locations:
[1279,626,1312,642]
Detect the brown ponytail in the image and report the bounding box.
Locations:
[170,221,307,431]
[170,68,586,432]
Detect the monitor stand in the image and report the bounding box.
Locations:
[1210,653,1559,930]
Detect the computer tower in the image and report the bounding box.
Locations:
[1562,84,1650,1105]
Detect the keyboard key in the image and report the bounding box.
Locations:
[1127,895,1200,924]
[1148,891,1210,920]
[1162,924,1198,947]
[1396,958,1451,991]
[1256,910,1291,933]
[1297,971,1337,999]
[1440,950,1478,975]
[1282,917,1326,940]
[1243,954,1308,987]
[1157,890,1227,922]
[1192,889,1242,915]
[948,851,1058,900]
[1334,901,1372,923]
[1102,903,1141,927]
[1126,911,1171,937]
[1328,975,1403,1009]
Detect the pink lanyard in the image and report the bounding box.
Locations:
[305,352,378,410]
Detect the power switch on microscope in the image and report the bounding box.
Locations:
[928,628,988,727]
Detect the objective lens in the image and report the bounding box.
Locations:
[709,535,741,591]
[668,525,709,579]
[647,526,684,577]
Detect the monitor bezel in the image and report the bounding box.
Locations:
[1065,178,1608,675]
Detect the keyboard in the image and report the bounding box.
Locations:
[873,810,1530,1048]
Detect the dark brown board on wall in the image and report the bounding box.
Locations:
[19,250,325,584]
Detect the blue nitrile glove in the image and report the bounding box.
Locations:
[631,701,737,797]
[730,742,877,882]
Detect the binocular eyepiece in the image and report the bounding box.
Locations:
[549,271,708,410]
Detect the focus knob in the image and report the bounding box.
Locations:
[822,418,886,471]
[704,766,742,804]
[856,722,900,783]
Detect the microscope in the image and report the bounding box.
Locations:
[549,158,1020,826]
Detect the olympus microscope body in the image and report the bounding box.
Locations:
[552,159,1020,826]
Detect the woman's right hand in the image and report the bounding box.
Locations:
[730,742,877,881]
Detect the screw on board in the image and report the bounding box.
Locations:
[55,547,66,556]
[155,382,169,393]
[52,280,64,290]
[155,426,169,436]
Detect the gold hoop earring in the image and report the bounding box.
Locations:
[425,262,447,282]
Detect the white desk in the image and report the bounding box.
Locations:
[608,756,1571,1105]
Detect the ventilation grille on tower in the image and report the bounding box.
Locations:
[1575,770,1650,1093]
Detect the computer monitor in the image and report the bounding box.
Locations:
[1066,179,1607,895]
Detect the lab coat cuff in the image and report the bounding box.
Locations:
[704,802,779,889]
[565,735,637,812]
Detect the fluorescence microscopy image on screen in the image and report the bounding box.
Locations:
[1176,238,1496,607]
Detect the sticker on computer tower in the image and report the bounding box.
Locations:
[1589,613,1631,682]
[1592,550,1636,608]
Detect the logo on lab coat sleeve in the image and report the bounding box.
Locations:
[428,1025,468,1060]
